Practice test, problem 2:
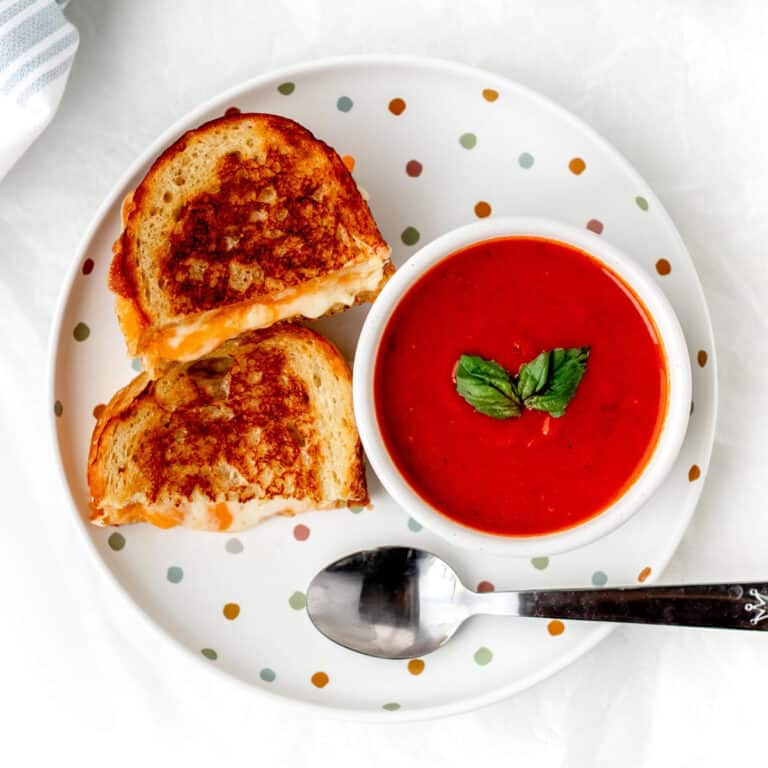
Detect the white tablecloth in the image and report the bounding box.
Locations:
[3,1,767,765]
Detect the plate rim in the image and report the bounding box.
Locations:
[46,53,719,722]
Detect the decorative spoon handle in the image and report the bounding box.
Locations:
[516,583,768,630]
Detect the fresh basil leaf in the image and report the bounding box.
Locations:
[524,346,590,418]
[517,350,551,401]
[455,354,521,419]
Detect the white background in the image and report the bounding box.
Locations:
[2,1,768,765]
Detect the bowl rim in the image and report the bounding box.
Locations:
[353,216,692,556]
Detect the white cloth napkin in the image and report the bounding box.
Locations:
[0,0,78,182]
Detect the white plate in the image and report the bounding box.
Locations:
[49,55,717,721]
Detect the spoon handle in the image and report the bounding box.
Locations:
[515,583,768,630]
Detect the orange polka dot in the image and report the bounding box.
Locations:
[93,403,106,419]
[388,98,406,116]
[655,259,671,276]
[697,350,708,367]
[407,659,425,675]
[311,671,329,688]
[342,155,355,172]
[568,157,586,175]
[638,566,652,583]
[222,603,240,620]
[474,200,492,218]
[688,464,701,482]
[482,88,499,102]
[547,620,565,636]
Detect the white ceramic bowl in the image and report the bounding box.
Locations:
[354,217,692,556]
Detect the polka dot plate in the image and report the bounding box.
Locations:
[49,56,717,720]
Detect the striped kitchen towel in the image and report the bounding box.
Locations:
[0,0,78,181]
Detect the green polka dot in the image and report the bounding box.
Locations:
[289,591,306,610]
[108,532,125,551]
[350,506,364,514]
[518,152,534,169]
[407,517,423,532]
[531,556,549,570]
[474,647,493,665]
[277,82,295,95]
[131,357,142,372]
[73,322,90,342]
[201,648,217,660]
[260,667,276,682]
[592,570,608,586]
[635,196,649,211]
[401,226,420,246]
[337,96,353,112]
[54,400,63,417]
[459,132,477,149]
[167,566,183,584]
[382,702,401,711]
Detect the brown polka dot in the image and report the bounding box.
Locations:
[477,580,495,593]
[568,157,586,175]
[311,671,329,688]
[688,464,701,482]
[638,566,652,583]
[388,98,406,116]
[655,259,671,276]
[82,258,94,275]
[407,659,425,675]
[405,159,422,177]
[547,620,565,636]
[482,88,499,102]
[341,154,355,173]
[474,201,492,218]
[92,403,106,419]
[222,603,240,620]
[697,350,708,367]
[224,106,241,116]
[586,218,604,234]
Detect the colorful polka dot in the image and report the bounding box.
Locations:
[592,570,608,587]
[201,648,218,660]
[223,602,240,620]
[697,350,708,367]
[568,157,586,175]
[401,226,420,246]
[277,82,295,95]
[341,154,355,173]
[108,532,125,551]
[688,464,701,482]
[405,160,422,177]
[547,620,565,636]
[474,647,493,665]
[474,201,492,218]
[382,702,401,711]
[635,196,649,211]
[408,659,425,675]
[586,218,604,234]
[225,537,243,554]
[482,88,499,102]
[477,580,495,593]
[131,357,142,372]
[289,591,306,610]
[293,524,310,541]
[260,667,276,682]
[54,400,63,417]
[166,566,183,583]
[73,322,90,342]
[638,566,652,583]
[224,106,241,116]
[82,258,94,275]
[459,133,477,149]
[311,671,329,688]
[655,259,671,276]
[518,152,534,169]
[337,96,353,112]
[407,517,423,532]
[388,98,406,115]
[531,556,549,570]
[349,506,364,514]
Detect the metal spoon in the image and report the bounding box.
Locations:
[306,546,768,658]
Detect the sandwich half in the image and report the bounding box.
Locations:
[87,324,368,531]
[110,113,392,372]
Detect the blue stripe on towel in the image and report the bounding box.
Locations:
[0,0,38,28]
[17,51,72,103]
[0,3,66,70]
[1,27,75,93]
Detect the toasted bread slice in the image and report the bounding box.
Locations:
[110,113,392,372]
[88,324,368,531]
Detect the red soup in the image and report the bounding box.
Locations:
[374,237,668,536]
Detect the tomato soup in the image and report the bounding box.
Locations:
[374,237,667,536]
